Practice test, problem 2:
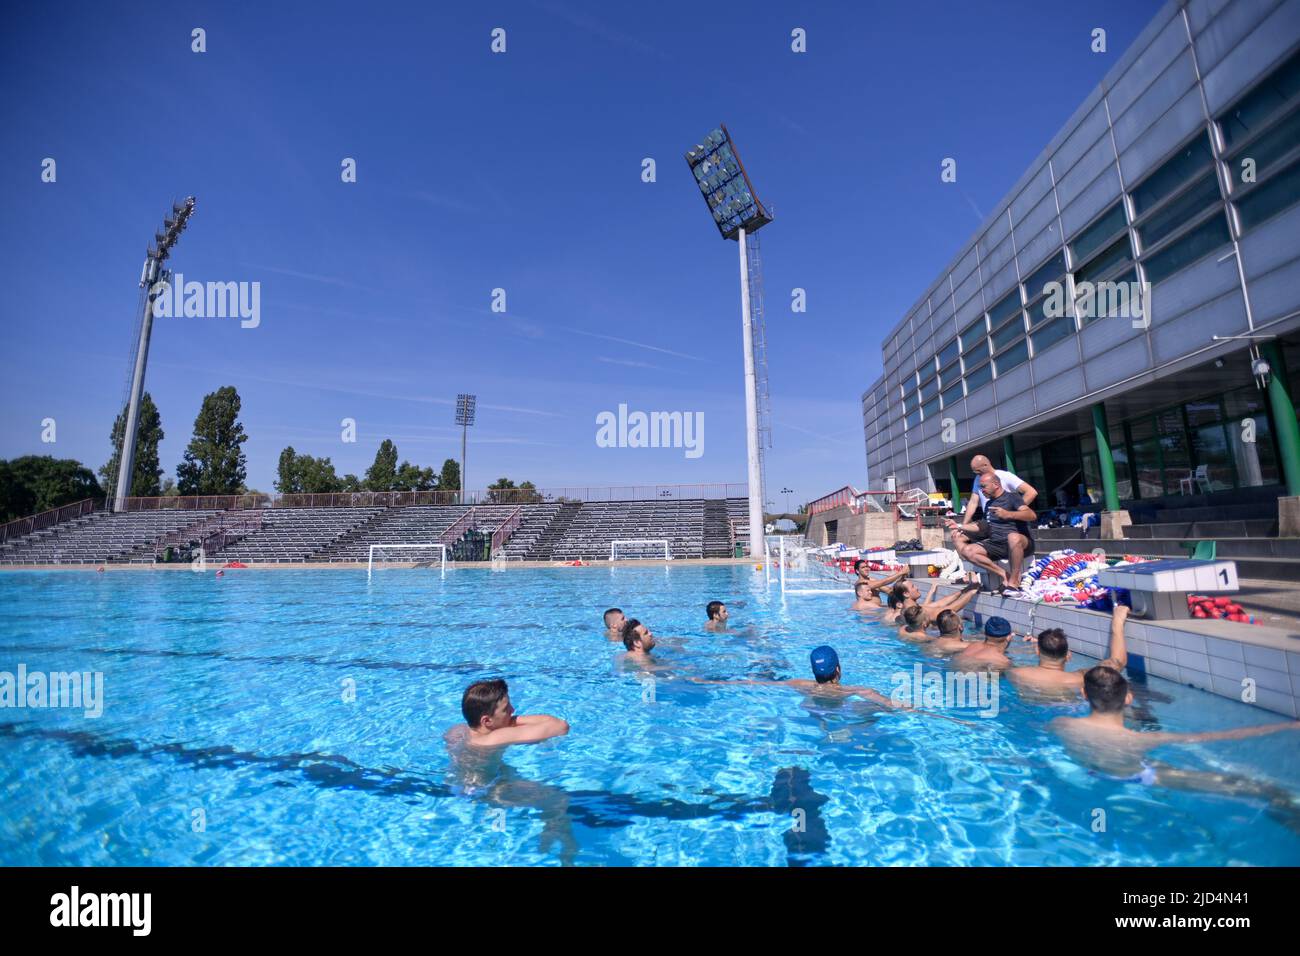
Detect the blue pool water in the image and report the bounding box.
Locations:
[1,565,1298,866]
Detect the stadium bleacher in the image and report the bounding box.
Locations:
[0,498,750,565]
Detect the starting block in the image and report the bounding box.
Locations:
[1096,558,1239,621]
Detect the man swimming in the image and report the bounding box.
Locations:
[602,607,626,639]
[1050,624,1300,795]
[619,618,657,659]
[443,678,570,754]
[851,568,907,611]
[925,609,971,653]
[887,580,980,627]
[704,601,728,631]
[949,615,1015,671]
[897,604,933,642]
[1009,605,1129,697]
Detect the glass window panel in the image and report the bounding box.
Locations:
[1227,105,1300,182]
[1069,202,1128,265]
[937,338,960,368]
[920,376,939,401]
[1075,236,1133,286]
[1237,157,1300,231]
[1190,423,1236,492]
[988,290,1022,327]
[992,319,1024,351]
[1022,251,1067,301]
[1031,314,1075,352]
[921,396,940,420]
[1131,436,1162,498]
[1224,384,1268,418]
[1157,409,1191,495]
[1227,414,1278,486]
[995,339,1029,373]
[1137,173,1222,249]
[1185,397,1224,427]
[1132,133,1214,215]
[941,380,964,407]
[1142,213,1231,285]
[905,410,920,430]
[965,362,993,392]
[960,320,987,352]
[962,338,989,363]
[1219,49,1300,148]
[1129,416,1156,441]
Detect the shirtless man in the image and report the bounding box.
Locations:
[704,601,729,631]
[1009,605,1128,697]
[851,568,907,611]
[1050,633,1300,797]
[897,604,933,642]
[950,615,1015,671]
[443,678,570,753]
[619,618,657,662]
[927,609,972,654]
[602,607,626,640]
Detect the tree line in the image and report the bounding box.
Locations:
[0,385,539,521]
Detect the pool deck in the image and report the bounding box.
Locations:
[927,579,1300,719]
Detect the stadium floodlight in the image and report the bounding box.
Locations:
[684,125,772,561]
[455,393,477,505]
[112,196,196,512]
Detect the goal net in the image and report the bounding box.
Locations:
[367,543,447,580]
[610,539,672,561]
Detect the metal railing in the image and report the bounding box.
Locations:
[805,486,901,517]
[0,498,102,545]
[438,508,479,547]
[490,506,524,556]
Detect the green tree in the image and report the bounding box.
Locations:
[275,446,344,494]
[439,458,461,498]
[0,456,104,522]
[364,439,399,491]
[176,386,248,495]
[486,476,516,503]
[394,460,437,491]
[99,392,165,497]
[516,480,543,503]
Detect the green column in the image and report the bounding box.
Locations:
[1002,435,1016,473]
[1261,341,1300,497]
[948,456,962,513]
[1092,402,1121,512]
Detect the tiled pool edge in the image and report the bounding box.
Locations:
[932,582,1300,719]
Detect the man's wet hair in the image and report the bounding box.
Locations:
[854,581,873,597]
[902,604,925,630]
[854,558,868,573]
[1084,663,1128,713]
[603,607,623,628]
[706,601,725,621]
[936,609,962,635]
[621,618,643,650]
[462,678,509,728]
[887,583,910,609]
[1037,628,1069,660]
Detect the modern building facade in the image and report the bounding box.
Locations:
[863,0,1300,525]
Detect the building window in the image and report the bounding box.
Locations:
[1022,251,1067,303]
[1131,133,1214,216]
[1218,48,1300,151]
[941,379,964,408]
[1031,313,1075,353]
[1236,156,1300,231]
[994,338,1029,374]
[1068,202,1127,266]
[937,337,960,369]
[965,361,993,393]
[1136,173,1222,250]
[1142,214,1231,285]
[920,396,940,420]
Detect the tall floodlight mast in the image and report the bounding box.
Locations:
[112,197,196,512]
[455,393,477,505]
[684,126,773,560]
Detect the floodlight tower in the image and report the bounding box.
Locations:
[684,126,773,560]
[455,393,477,505]
[112,197,196,511]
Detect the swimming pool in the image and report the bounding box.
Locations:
[1,565,1297,866]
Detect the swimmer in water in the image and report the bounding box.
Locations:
[1049,627,1300,808]
[926,609,972,654]
[704,601,729,631]
[850,566,907,611]
[443,678,569,760]
[949,615,1015,671]
[603,607,626,640]
[1009,605,1127,697]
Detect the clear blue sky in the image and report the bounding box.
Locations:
[0,0,1162,504]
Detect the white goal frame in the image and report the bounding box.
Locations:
[367,543,447,580]
[609,539,672,561]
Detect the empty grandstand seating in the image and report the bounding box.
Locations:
[0,497,751,565]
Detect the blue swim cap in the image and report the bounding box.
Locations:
[984,616,1012,638]
[810,645,839,681]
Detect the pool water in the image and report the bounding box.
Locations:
[1,565,1298,866]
